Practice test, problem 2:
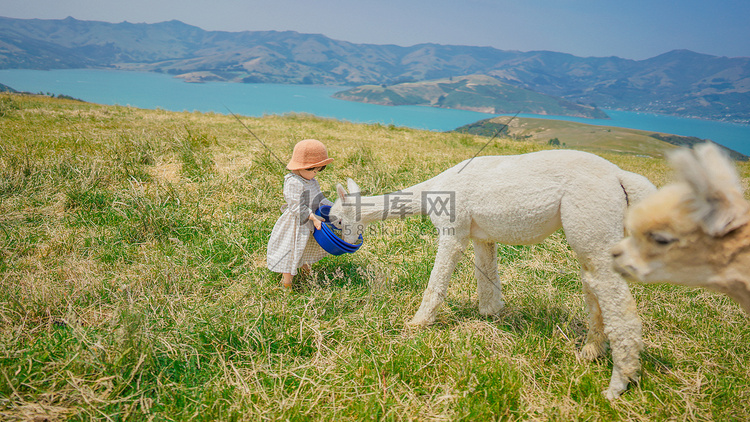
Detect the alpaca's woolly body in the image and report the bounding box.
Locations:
[331,149,656,399]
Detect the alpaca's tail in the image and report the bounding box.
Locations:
[617,170,656,207]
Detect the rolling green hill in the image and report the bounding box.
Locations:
[333,75,609,119]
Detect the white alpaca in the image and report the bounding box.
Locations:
[329,149,656,399]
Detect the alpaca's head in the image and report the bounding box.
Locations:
[328,178,366,244]
[612,143,750,288]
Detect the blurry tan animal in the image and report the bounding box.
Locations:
[612,143,750,316]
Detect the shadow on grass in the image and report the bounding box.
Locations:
[288,256,589,339]
[639,348,675,374]
[303,259,371,290]
[442,296,587,336]
[256,258,371,293]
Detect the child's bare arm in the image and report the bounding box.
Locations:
[309,212,324,230]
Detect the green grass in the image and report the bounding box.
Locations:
[0,93,748,420]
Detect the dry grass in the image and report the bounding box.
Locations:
[503,117,681,158]
[0,93,748,421]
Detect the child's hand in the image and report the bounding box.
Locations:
[309,213,324,230]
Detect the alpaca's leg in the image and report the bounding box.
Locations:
[580,261,642,399]
[560,183,642,399]
[474,240,504,316]
[579,274,607,360]
[409,234,468,326]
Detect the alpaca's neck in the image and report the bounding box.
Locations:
[726,280,750,316]
[356,182,436,225]
[714,268,750,316]
[717,221,750,316]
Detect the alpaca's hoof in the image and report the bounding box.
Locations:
[603,369,630,400]
[406,318,427,328]
[478,300,505,316]
[407,312,435,327]
[603,383,627,400]
[603,388,619,400]
[580,343,606,361]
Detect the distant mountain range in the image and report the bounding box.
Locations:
[1,16,749,123]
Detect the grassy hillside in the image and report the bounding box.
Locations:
[455,116,750,160]
[0,93,748,421]
[333,75,609,119]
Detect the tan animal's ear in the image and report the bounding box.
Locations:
[336,183,348,203]
[669,143,750,236]
[347,178,361,195]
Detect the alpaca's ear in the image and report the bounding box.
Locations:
[347,178,361,194]
[336,183,348,203]
[669,143,750,236]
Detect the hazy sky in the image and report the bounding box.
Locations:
[2,0,749,60]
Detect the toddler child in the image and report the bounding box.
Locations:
[266,139,334,289]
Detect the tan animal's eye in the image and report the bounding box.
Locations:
[649,232,677,246]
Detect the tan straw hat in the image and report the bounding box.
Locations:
[286,139,334,170]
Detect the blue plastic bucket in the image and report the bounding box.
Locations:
[313,205,363,255]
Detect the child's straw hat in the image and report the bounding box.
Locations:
[286,139,334,170]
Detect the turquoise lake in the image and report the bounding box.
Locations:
[2,68,749,155]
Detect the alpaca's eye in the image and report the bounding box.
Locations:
[649,232,677,246]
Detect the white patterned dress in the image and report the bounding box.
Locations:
[266,173,333,275]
